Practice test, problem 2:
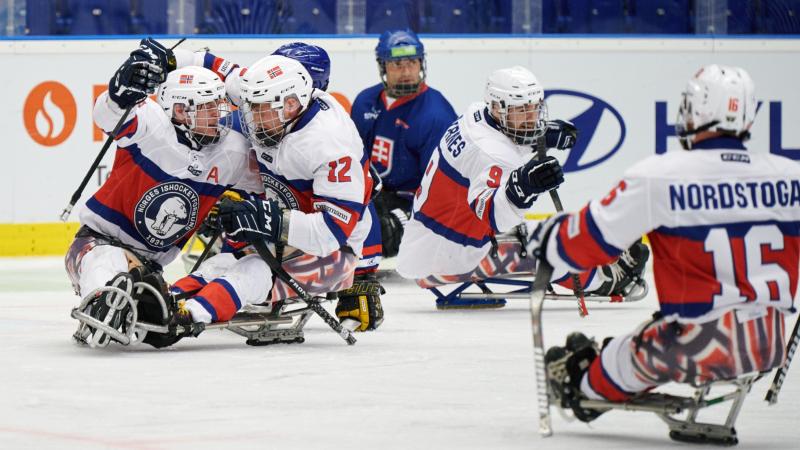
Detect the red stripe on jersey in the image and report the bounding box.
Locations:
[648,232,720,306]
[115,116,138,139]
[362,244,382,258]
[362,160,374,204]
[196,281,239,322]
[730,237,756,301]
[418,169,492,243]
[557,206,616,270]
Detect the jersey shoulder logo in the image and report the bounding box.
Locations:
[262,173,300,210]
[134,181,199,249]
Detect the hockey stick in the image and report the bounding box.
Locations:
[765,311,800,404]
[252,239,357,345]
[60,38,187,221]
[530,258,555,436]
[188,228,222,274]
[535,141,588,317]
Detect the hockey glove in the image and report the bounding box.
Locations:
[544,120,578,150]
[379,208,409,258]
[505,156,564,209]
[336,274,385,331]
[108,57,163,109]
[130,38,177,74]
[217,197,283,244]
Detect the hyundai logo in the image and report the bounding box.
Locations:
[545,90,626,172]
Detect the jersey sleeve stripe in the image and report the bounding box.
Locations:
[114,116,139,139]
[322,212,349,246]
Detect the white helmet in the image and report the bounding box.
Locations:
[157,66,230,147]
[676,64,756,149]
[239,55,314,148]
[484,66,548,146]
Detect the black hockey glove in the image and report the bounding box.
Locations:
[544,119,578,150]
[379,208,408,258]
[336,274,385,331]
[130,38,177,74]
[108,58,163,109]
[505,156,564,209]
[217,197,283,244]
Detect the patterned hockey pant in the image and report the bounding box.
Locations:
[583,308,787,402]
[415,240,597,291]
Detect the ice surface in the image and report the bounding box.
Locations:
[0,257,798,449]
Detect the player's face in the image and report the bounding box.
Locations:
[249,96,302,138]
[192,99,226,137]
[505,103,543,131]
[385,58,422,92]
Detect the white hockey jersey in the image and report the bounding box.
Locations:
[543,137,800,320]
[238,91,372,257]
[83,93,262,267]
[397,102,540,278]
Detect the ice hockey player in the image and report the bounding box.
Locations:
[530,65,798,426]
[396,66,648,309]
[65,39,262,348]
[350,29,457,268]
[169,53,381,332]
[171,44,385,332]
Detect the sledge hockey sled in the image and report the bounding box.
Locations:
[529,260,765,446]
[71,280,351,349]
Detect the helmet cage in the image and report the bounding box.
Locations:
[178,99,231,146]
[378,56,427,98]
[493,99,549,146]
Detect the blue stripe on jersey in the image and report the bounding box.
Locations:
[656,220,800,240]
[488,191,500,232]
[585,207,623,256]
[691,136,747,151]
[85,197,164,252]
[289,99,321,134]
[436,152,470,188]
[258,163,315,193]
[315,194,365,215]
[414,210,491,248]
[193,295,219,322]
[202,52,216,69]
[216,278,242,310]
[660,302,714,318]
[322,211,348,246]
[122,144,230,197]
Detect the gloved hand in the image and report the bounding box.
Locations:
[217,197,283,244]
[131,38,176,74]
[544,119,578,150]
[336,274,385,331]
[505,156,564,209]
[108,58,163,109]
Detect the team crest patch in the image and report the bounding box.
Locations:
[371,135,394,176]
[261,173,300,210]
[134,182,199,249]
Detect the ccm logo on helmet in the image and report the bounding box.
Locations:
[545,89,626,173]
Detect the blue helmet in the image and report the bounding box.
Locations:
[272,42,331,91]
[375,30,426,97]
[375,29,425,63]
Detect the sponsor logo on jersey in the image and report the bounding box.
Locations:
[134,182,199,249]
[363,107,380,121]
[371,136,394,175]
[262,173,300,210]
[544,90,625,172]
[313,201,353,224]
[23,81,77,147]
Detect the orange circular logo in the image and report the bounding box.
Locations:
[23,81,77,146]
[329,91,352,115]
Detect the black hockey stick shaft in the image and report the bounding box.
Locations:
[530,258,554,436]
[252,240,356,345]
[189,228,222,274]
[60,38,187,221]
[535,142,588,317]
[765,311,800,404]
